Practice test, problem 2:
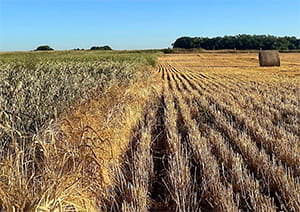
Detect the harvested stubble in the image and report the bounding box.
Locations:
[111,52,299,211]
[152,53,299,211]
[1,51,300,212]
[259,50,280,66]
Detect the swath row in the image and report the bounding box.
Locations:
[161,61,299,211]
[103,61,299,211]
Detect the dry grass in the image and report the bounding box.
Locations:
[1,52,299,211]
[156,53,300,211]
[0,51,161,211]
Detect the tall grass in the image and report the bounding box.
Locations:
[0,50,158,135]
[0,50,160,211]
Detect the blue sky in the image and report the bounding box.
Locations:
[0,0,299,51]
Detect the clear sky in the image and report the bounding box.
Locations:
[0,0,299,51]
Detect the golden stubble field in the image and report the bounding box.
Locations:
[0,52,299,211]
[101,53,300,211]
[150,53,300,211]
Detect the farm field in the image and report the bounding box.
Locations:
[151,53,300,211]
[108,53,300,211]
[0,50,161,211]
[0,52,300,211]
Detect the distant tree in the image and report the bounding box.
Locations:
[90,45,112,50]
[286,36,298,49]
[35,45,54,51]
[173,35,300,50]
[173,37,194,49]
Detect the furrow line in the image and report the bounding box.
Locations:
[170,69,277,211]
[166,65,239,211]
[175,69,300,177]
[170,67,300,210]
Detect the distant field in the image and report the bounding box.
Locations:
[0,52,299,211]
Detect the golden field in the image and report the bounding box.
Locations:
[154,53,300,211]
[0,52,299,211]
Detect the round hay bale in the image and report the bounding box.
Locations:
[259,50,280,66]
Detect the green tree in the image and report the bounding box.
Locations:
[35,45,54,51]
[90,46,112,50]
[172,35,300,50]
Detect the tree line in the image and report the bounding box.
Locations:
[35,45,112,51]
[173,35,300,50]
